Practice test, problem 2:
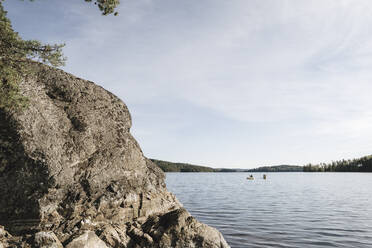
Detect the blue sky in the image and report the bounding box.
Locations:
[4,0,372,168]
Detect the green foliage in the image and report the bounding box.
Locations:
[150,159,216,172]
[303,155,372,172]
[84,0,120,16]
[26,0,120,15]
[0,0,119,111]
[0,66,28,110]
[0,1,65,111]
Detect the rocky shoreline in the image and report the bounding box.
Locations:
[0,65,229,248]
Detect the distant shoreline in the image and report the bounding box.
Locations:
[150,159,302,172]
[151,155,372,173]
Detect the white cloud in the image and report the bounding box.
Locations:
[7,0,372,166]
[64,0,372,165]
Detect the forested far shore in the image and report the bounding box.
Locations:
[150,159,248,172]
[246,165,302,172]
[152,154,372,173]
[150,159,216,172]
[303,155,372,172]
[150,159,301,172]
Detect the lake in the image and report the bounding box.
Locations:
[165,172,372,248]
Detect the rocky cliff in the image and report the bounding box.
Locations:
[0,65,229,248]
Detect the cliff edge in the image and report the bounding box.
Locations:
[0,65,229,248]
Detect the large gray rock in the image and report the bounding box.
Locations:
[0,65,229,247]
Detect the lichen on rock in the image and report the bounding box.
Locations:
[0,65,229,247]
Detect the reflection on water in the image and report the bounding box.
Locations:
[166,172,372,248]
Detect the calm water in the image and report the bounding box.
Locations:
[166,173,372,248]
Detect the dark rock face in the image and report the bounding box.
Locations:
[0,65,229,247]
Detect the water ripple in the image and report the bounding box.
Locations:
[166,172,372,248]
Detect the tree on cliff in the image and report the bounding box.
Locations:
[84,0,120,16]
[0,0,119,111]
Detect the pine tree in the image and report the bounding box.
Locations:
[85,0,120,16]
[0,0,119,111]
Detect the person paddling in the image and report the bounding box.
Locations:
[247,174,254,180]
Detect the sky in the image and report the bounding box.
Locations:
[4,0,372,168]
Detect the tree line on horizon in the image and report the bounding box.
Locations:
[247,165,302,172]
[303,155,372,172]
[151,159,304,173]
[152,155,372,173]
[150,159,216,172]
